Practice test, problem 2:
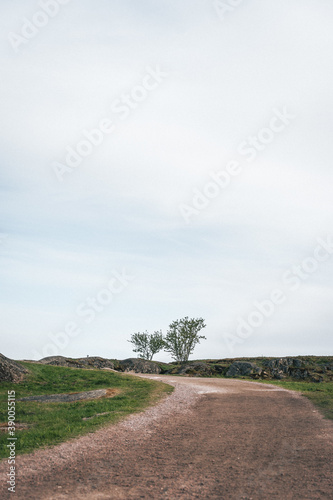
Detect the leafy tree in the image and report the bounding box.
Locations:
[128,330,164,361]
[163,317,206,362]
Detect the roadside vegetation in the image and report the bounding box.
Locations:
[0,362,173,459]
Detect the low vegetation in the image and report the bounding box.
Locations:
[0,362,173,459]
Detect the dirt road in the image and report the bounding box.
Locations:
[1,376,332,499]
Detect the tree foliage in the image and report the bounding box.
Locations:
[128,330,164,361]
[163,317,206,362]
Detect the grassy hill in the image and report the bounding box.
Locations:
[0,362,172,459]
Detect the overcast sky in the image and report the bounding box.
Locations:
[1,0,333,362]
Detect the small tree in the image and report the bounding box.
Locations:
[128,330,164,361]
[163,317,206,362]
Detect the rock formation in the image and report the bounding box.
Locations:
[0,353,28,382]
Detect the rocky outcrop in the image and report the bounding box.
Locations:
[118,358,161,374]
[39,356,115,370]
[160,361,227,377]
[171,362,215,377]
[263,358,306,380]
[39,355,161,373]
[19,355,333,382]
[18,388,118,403]
[0,353,28,382]
[226,361,262,378]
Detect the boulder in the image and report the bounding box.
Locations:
[264,357,302,371]
[263,358,304,379]
[226,361,262,378]
[289,368,309,380]
[39,356,80,368]
[39,356,114,370]
[119,358,161,374]
[176,362,214,377]
[77,357,115,370]
[0,353,28,382]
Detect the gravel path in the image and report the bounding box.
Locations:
[0,376,332,499]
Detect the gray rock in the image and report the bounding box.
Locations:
[77,357,115,370]
[39,356,115,370]
[0,353,28,382]
[19,388,108,403]
[263,358,304,379]
[226,361,262,378]
[290,368,309,380]
[119,358,161,374]
[264,357,303,371]
[177,362,214,376]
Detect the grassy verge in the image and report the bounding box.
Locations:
[0,362,173,459]
[254,379,333,420]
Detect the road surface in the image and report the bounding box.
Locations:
[1,376,332,499]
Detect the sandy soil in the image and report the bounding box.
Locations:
[0,376,332,499]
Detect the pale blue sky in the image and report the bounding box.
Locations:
[1,0,333,361]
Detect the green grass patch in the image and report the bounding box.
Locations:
[0,362,173,459]
[254,379,333,420]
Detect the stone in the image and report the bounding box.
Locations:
[226,361,262,378]
[263,358,304,379]
[177,362,214,376]
[39,356,115,370]
[0,353,28,382]
[119,358,161,374]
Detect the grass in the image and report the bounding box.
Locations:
[253,379,333,420]
[0,362,173,459]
